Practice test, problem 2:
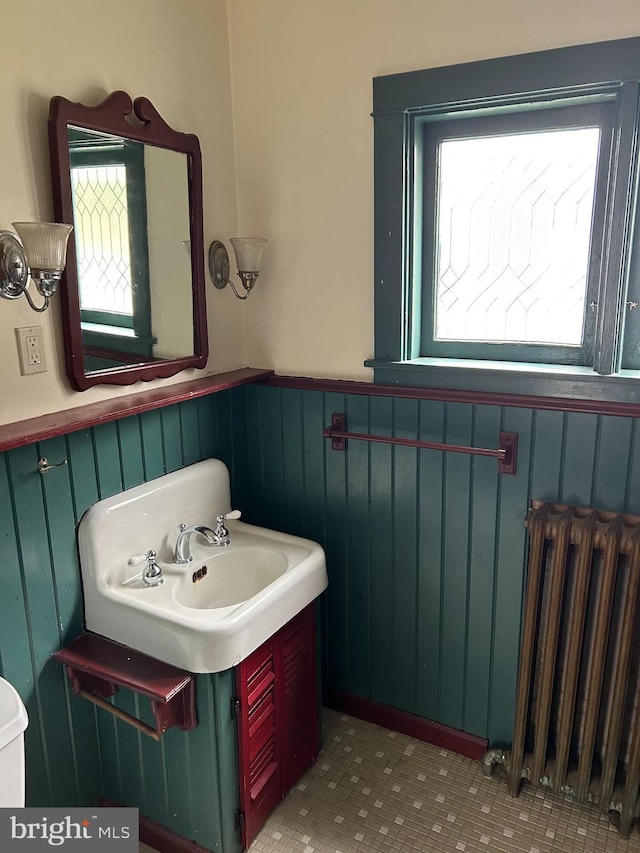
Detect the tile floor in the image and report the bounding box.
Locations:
[137,708,640,852]
[248,709,640,853]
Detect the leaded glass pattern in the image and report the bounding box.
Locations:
[434,127,600,347]
[71,164,134,316]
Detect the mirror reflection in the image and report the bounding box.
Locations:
[67,127,194,373]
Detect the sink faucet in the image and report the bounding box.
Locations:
[174,511,242,563]
[174,524,218,564]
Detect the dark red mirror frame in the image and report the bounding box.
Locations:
[48,91,208,391]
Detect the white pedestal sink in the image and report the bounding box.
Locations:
[77,459,328,673]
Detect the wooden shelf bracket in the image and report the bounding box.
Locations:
[53,633,197,741]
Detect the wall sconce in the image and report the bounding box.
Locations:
[0,222,73,313]
[209,237,267,300]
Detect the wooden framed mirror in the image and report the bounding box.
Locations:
[48,91,208,390]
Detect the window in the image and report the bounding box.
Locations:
[368,39,640,401]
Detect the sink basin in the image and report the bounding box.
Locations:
[77,459,328,672]
[175,546,287,609]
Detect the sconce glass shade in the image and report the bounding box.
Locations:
[12,222,73,272]
[230,237,267,273]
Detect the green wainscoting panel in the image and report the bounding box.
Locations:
[0,391,244,852]
[5,377,640,842]
[242,384,640,747]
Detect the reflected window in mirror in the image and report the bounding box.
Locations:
[69,128,155,370]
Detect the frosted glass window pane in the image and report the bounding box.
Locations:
[434,127,600,346]
[71,165,134,315]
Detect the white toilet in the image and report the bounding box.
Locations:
[0,676,28,807]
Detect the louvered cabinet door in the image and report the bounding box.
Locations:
[236,604,319,849]
[279,605,319,795]
[236,637,282,849]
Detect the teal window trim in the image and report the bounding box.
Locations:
[69,134,154,356]
[370,37,640,400]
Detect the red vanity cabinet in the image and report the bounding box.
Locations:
[235,603,319,848]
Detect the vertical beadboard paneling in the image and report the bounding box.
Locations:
[8,443,78,805]
[38,435,84,640]
[415,400,446,723]
[93,422,124,498]
[324,392,349,695]
[345,394,371,699]
[260,387,287,531]
[66,430,100,521]
[300,391,327,546]
[135,696,170,825]
[116,417,145,490]
[179,399,201,467]
[592,415,635,512]
[212,668,242,853]
[185,675,224,847]
[625,420,640,513]
[7,376,640,845]
[0,454,33,683]
[299,391,329,692]
[140,410,165,481]
[0,450,50,806]
[561,413,598,507]
[529,409,564,501]
[245,387,640,747]
[1,394,242,853]
[488,406,532,745]
[243,385,267,523]
[281,389,306,538]
[229,389,249,513]
[197,395,219,462]
[439,403,473,731]
[464,404,501,737]
[213,389,236,479]
[368,396,395,707]
[64,430,105,804]
[391,397,420,713]
[161,406,183,473]
[165,729,195,839]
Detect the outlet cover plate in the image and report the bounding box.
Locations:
[16,325,47,375]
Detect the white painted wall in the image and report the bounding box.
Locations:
[228,0,640,381]
[0,0,242,425]
[3,1,640,425]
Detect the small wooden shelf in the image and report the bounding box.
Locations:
[53,633,197,741]
[0,367,273,453]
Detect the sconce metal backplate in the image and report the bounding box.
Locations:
[0,230,28,299]
[208,240,230,290]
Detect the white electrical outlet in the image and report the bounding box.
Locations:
[16,326,47,375]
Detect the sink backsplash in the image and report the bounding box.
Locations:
[79,458,233,585]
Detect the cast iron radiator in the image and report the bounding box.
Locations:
[484,501,640,837]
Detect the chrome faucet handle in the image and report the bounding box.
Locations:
[214,509,241,546]
[127,549,164,587]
